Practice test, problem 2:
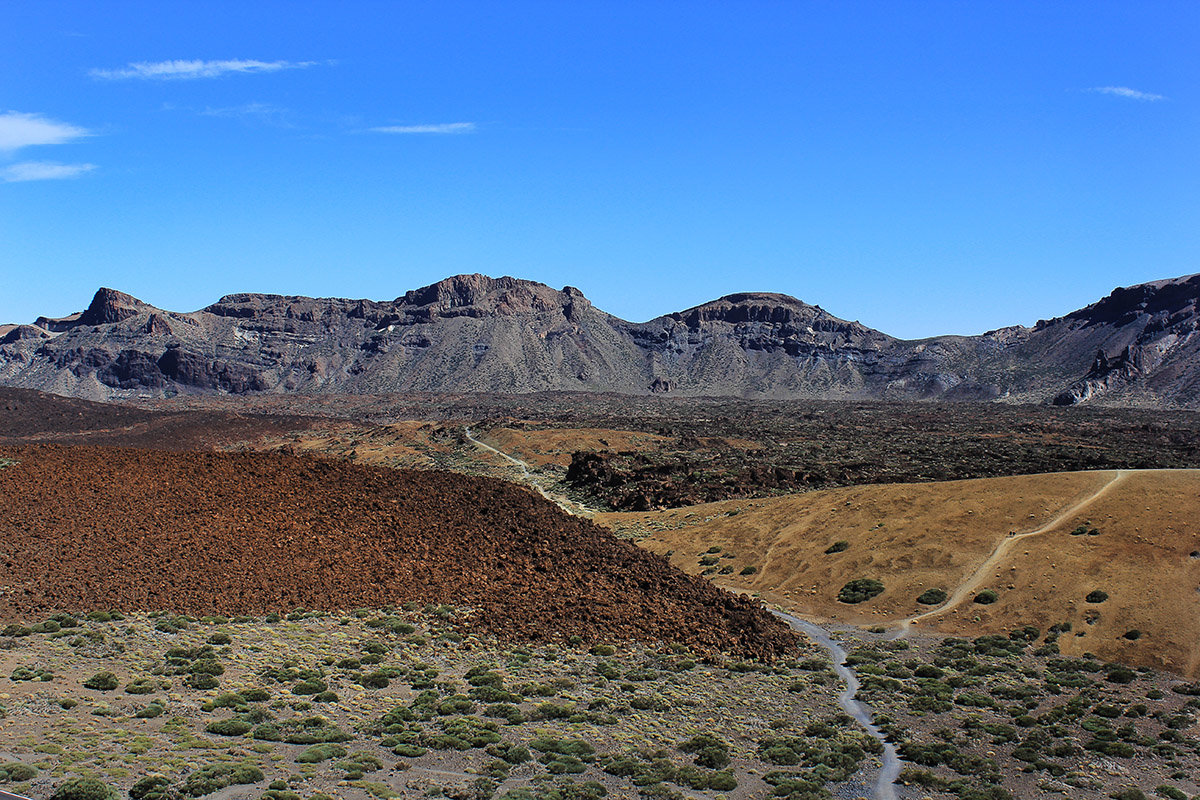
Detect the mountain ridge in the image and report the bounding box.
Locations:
[3,272,1199,407]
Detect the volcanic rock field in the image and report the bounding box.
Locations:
[0,444,794,660]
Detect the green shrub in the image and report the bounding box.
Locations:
[180,764,264,797]
[1123,630,1142,640]
[135,701,165,718]
[360,671,390,689]
[297,743,347,763]
[185,673,220,690]
[1111,790,1149,800]
[1086,590,1109,603]
[594,661,620,680]
[125,677,157,695]
[335,751,384,778]
[208,632,232,645]
[838,578,885,604]
[261,792,300,800]
[129,776,171,800]
[50,778,118,800]
[973,590,999,605]
[1155,786,1186,800]
[679,733,730,768]
[1107,667,1136,684]
[739,565,758,576]
[252,716,351,744]
[0,762,38,781]
[191,658,225,675]
[916,588,948,605]
[487,742,531,764]
[83,671,119,690]
[825,541,850,554]
[484,703,526,724]
[292,678,327,695]
[392,744,427,758]
[206,718,253,736]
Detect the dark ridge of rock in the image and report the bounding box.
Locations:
[4,272,1200,407]
[1061,273,1200,328]
[77,287,151,327]
[0,325,50,345]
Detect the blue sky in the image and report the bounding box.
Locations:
[1,1,1196,338]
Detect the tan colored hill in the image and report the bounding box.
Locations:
[599,469,1200,677]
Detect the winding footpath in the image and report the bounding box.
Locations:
[773,610,901,800]
[900,469,1130,634]
[463,427,595,516]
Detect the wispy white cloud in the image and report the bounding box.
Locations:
[90,59,317,80]
[1087,86,1166,101]
[2,161,96,182]
[199,102,294,126]
[371,122,476,135]
[0,111,90,152]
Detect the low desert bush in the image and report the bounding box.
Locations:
[838,578,884,604]
[917,588,948,605]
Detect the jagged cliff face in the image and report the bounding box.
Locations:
[2,273,1198,407]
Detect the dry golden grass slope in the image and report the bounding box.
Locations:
[598,470,1200,678]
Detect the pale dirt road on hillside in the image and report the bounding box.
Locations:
[901,469,1132,634]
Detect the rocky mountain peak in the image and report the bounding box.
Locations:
[665,291,885,340]
[1060,273,1200,328]
[400,274,590,317]
[77,288,154,327]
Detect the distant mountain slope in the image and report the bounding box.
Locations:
[2,272,1198,407]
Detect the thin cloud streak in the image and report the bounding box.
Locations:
[90,59,317,80]
[0,112,90,152]
[371,122,476,134]
[1087,86,1166,101]
[3,161,96,182]
[199,102,295,127]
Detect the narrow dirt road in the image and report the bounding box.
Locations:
[464,427,595,517]
[902,469,1131,632]
[773,610,901,800]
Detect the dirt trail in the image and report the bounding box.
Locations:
[464,427,595,517]
[903,469,1131,632]
[772,610,900,800]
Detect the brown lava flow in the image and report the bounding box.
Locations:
[0,444,795,660]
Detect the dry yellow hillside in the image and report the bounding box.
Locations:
[597,470,1200,677]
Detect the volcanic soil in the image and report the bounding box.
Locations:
[0,445,795,659]
[0,387,316,450]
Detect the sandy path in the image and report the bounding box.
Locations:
[901,469,1131,632]
[464,427,595,516]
